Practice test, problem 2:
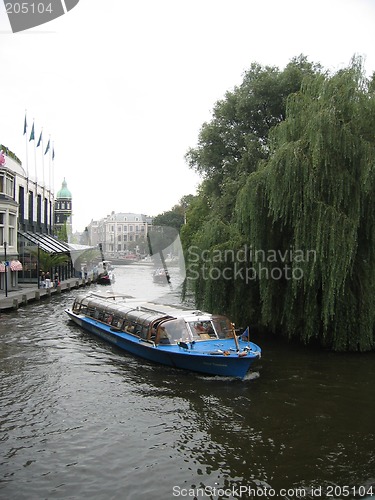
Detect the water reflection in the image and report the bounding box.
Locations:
[0,268,374,499]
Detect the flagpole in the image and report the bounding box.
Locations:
[29,119,37,183]
[38,128,44,187]
[40,129,46,187]
[34,127,37,184]
[23,111,29,178]
[44,136,52,193]
[51,141,54,194]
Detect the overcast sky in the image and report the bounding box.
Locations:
[1,0,374,233]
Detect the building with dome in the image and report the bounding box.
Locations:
[54,178,72,239]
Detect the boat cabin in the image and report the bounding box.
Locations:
[71,294,235,345]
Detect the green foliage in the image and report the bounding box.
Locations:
[184,55,375,351]
[185,55,321,223]
[238,57,375,350]
[56,221,68,242]
[153,195,194,231]
[153,211,184,231]
[31,249,70,275]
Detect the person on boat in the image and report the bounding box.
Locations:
[194,322,207,333]
[45,272,51,288]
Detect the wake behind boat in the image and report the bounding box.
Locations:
[65,293,261,379]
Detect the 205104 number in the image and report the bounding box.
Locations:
[5,3,53,14]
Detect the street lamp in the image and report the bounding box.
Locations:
[4,241,8,297]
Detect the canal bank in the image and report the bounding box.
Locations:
[0,277,94,312]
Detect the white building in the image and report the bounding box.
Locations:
[86,212,153,257]
[0,144,71,291]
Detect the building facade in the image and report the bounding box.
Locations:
[54,178,73,239]
[86,212,153,257]
[0,144,73,291]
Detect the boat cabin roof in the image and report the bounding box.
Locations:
[72,293,234,344]
[73,293,218,326]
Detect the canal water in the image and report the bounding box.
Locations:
[0,264,374,500]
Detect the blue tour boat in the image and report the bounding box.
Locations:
[65,292,261,379]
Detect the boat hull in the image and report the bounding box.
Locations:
[66,309,261,379]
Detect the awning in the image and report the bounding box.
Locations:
[10,260,23,271]
[0,260,23,272]
[18,231,71,254]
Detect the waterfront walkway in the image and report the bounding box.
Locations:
[0,277,94,312]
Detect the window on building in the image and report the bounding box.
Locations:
[28,192,34,223]
[129,225,133,232]
[19,186,25,222]
[124,225,127,232]
[44,198,48,226]
[8,213,16,246]
[37,195,42,225]
[8,176,14,197]
[0,172,15,197]
[0,212,4,245]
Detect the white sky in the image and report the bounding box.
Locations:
[1,0,375,233]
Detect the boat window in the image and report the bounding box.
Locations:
[124,321,138,334]
[188,320,217,340]
[212,316,233,339]
[113,317,123,329]
[157,319,191,345]
[87,306,96,317]
[73,300,82,314]
[140,325,148,340]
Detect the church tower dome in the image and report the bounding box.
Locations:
[54,178,72,240]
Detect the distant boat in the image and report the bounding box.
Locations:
[110,254,140,265]
[65,293,262,379]
[96,261,115,285]
[152,268,171,284]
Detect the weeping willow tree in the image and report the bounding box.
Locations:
[236,57,375,350]
[182,56,322,324]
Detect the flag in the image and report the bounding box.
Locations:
[241,327,250,341]
[44,139,50,155]
[23,114,27,135]
[37,131,42,147]
[29,122,35,142]
[52,147,55,160]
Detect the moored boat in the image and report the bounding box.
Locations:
[65,293,261,379]
[97,270,115,285]
[96,261,115,285]
[152,268,171,284]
